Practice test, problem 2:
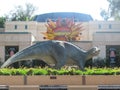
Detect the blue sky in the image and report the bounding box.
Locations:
[0,0,109,20]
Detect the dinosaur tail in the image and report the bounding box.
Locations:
[1,44,39,68]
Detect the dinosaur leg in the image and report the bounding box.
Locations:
[78,64,84,71]
[77,60,85,71]
[51,45,67,69]
[55,60,65,69]
[53,54,67,69]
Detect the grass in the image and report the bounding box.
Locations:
[0,67,120,75]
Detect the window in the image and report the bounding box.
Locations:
[109,24,112,29]
[5,46,19,61]
[98,24,101,29]
[5,46,19,68]
[14,25,17,29]
[25,25,28,29]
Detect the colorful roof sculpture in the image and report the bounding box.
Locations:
[42,18,85,41]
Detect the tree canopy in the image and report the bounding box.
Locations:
[0,17,6,28]
[108,0,120,20]
[100,0,120,20]
[6,3,37,21]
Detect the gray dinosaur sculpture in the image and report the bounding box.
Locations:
[1,40,100,70]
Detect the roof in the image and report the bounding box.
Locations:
[33,12,93,22]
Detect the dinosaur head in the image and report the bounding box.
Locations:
[91,47,100,56]
[86,47,100,60]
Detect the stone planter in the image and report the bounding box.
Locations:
[27,75,83,85]
[0,75,119,85]
[0,76,24,85]
[85,75,120,85]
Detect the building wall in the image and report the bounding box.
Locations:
[93,32,120,58]
[36,23,47,41]
[5,21,90,41]
[5,21,38,40]
[0,33,33,62]
[0,28,4,32]
[5,21,120,41]
[2,21,120,61]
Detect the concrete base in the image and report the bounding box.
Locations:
[9,85,98,90]
[9,85,39,90]
[68,85,97,90]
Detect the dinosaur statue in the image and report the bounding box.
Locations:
[1,40,100,70]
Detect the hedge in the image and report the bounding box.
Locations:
[0,67,120,75]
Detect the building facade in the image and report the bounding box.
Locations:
[0,20,120,65]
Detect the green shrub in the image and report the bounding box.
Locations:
[0,67,120,75]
